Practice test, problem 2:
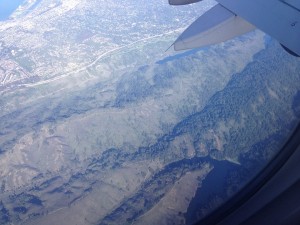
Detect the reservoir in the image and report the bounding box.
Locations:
[0,0,24,21]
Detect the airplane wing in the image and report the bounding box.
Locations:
[173,4,255,51]
[169,0,202,5]
[171,0,300,56]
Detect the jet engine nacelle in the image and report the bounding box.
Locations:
[169,0,202,5]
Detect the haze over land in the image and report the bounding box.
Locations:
[0,0,300,225]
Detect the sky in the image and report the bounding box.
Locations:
[0,0,24,21]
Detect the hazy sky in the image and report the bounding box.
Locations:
[0,0,23,20]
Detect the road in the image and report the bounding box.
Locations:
[23,28,184,88]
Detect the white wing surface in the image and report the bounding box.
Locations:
[173,4,255,51]
[171,0,300,56]
[218,0,300,56]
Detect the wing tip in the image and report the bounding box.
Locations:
[165,42,175,52]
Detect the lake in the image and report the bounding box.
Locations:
[0,0,24,21]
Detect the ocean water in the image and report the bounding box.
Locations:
[0,0,24,21]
